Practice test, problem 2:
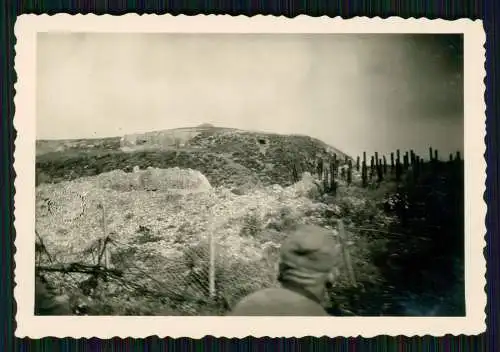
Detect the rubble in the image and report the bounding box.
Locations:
[35,167,332,267]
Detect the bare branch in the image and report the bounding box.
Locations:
[36,263,123,278]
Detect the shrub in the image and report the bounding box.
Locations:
[265,206,300,233]
[132,225,163,245]
[240,211,264,238]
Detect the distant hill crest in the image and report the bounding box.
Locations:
[36,126,351,188]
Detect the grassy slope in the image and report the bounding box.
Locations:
[36,127,349,188]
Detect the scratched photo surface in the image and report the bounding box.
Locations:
[13,15,486,338]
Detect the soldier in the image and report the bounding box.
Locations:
[228,224,342,316]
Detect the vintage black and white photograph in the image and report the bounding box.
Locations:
[14,15,486,338]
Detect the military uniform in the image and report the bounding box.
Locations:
[229,282,329,316]
[229,224,341,316]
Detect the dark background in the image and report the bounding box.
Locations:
[1,0,497,351]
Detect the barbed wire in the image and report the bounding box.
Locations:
[36,187,429,315]
[346,226,432,241]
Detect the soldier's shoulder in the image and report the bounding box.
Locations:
[236,287,281,304]
[228,288,282,313]
[229,287,330,316]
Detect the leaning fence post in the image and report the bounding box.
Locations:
[97,202,111,268]
[337,220,357,287]
[208,207,216,300]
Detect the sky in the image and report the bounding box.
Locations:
[36,33,463,158]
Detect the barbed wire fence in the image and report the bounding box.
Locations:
[35,189,282,315]
[35,185,418,316]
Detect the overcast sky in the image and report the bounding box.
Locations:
[37,33,463,158]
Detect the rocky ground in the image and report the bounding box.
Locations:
[37,166,374,315]
[35,128,465,317]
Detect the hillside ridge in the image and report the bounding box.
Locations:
[36,126,351,188]
[37,125,349,159]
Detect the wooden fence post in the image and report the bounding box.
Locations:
[377,159,383,182]
[330,163,337,195]
[317,158,324,179]
[323,167,329,193]
[404,152,409,169]
[396,150,402,182]
[338,220,357,287]
[208,207,216,299]
[361,160,368,188]
[333,154,338,178]
[97,203,111,268]
[370,156,375,179]
[347,160,352,185]
[414,155,420,179]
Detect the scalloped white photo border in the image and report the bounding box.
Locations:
[13,14,487,338]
